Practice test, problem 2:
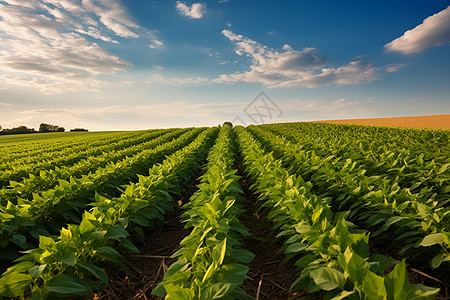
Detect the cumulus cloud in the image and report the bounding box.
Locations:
[385,6,450,55]
[0,0,162,94]
[176,1,206,19]
[214,30,378,88]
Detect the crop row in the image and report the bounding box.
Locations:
[154,125,254,299]
[248,125,450,270]
[0,127,218,299]
[0,128,204,264]
[235,126,439,299]
[0,129,184,203]
[0,130,140,163]
[0,129,171,187]
[260,124,449,199]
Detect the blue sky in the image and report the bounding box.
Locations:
[0,0,449,130]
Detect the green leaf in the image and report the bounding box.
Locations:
[0,273,33,297]
[312,206,323,223]
[369,254,396,274]
[120,239,140,254]
[59,252,77,266]
[409,284,440,300]
[201,282,233,300]
[96,246,122,263]
[202,263,217,283]
[28,265,47,278]
[380,216,409,231]
[362,270,386,300]
[79,218,95,234]
[78,262,109,287]
[295,254,316,269]
[330,290,356,300]
[310,267,345,291]
[338,248,368,286]
[437,162,450,174]
[212,237,227,266]
[164,283,195,299]
[430,254,443,269]
[285,242,308,253]
[9,234,27,249]
[233,248,255,264]
[39,235,56,251]
[105,225,129,240]
[420,233,447,247]
[384,260,409,300]
[45,274,91,295]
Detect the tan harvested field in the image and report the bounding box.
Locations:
[316,114,450,129]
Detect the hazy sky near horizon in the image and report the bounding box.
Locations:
[0,0,449,130]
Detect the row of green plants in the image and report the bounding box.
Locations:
[0,128,204,264]
[263,123,449,198]
[0,127,219,299]
[248,125,450,271]
[0,130,140,165]
[154,125,254,300]
[0,129,169,187]
[0,129,184,203]
[264,122,448,163]
[235,126,439,299]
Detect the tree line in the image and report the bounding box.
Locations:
[0,124,88,135]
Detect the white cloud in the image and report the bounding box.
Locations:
[385,6,450,55]
[0,0,161,94]
[149,40,165,49]
[214,30,378,88]
[81,0,139,38]
[176,1,206,19]
[0,102,12,106]
[385,63,409,73]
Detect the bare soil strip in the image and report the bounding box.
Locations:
[315,114,450,129]
[237,173,318,300]
[92,205,189,300]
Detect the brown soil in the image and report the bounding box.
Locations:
[315,114,450,129]
[92,205,190,300]
[238,175,320,300]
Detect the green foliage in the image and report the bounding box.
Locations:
[39,123,65,133]
[248,124,450,270]
[155,125,253,299]
[235,126,440,299]
[0,129,200,258]
[0,127,218,298]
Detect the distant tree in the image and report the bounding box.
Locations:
[39,123,64,132]
[223,121,233,128]
[70,128,88,132]
[0,126,36,135]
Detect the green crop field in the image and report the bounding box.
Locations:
[0,123,448,300]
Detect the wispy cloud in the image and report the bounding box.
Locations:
[0,0,162,94]
[0,102,12,106]
[176,1,206,19]
[385,6,450,55]
[385,63,409,73]
[280,97,376,121]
